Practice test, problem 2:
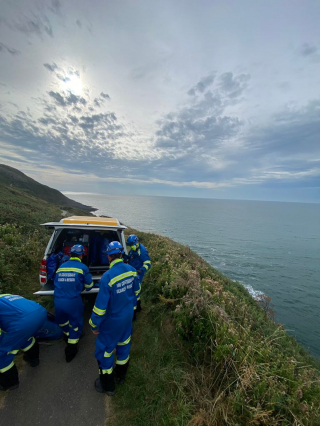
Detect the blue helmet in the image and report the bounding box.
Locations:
[70,244,85,255]
[106,241,123,255]
[126,234,139,246]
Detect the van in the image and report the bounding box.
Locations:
[34,216,127,296]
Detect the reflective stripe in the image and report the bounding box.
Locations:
[22,337,35,352]
[109,271,136,287]
[137,296,141,300]
[102,367,113,374]
[110,259,123,268]
[116,356,130,365]
[7,349,19,355]
[135,289,141,296]
[118,336,131,346]
[0,294,11,298]
[56,268,84,274]
[104,350,113,358]
[0,361,14,373]
[89,318,97,328]
[68,338,79,344]
[143,261,151,271]
[73,327,79,332]
[60,321,69,327]
[69,257,81,262]
[63,331,70,336]
[85,282,94,289]
[93,306,106,316]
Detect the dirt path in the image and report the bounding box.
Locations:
[0,295,111,426]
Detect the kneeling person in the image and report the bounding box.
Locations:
[89,241,140,395]
[0,294,47,391]
[54,244,93,362]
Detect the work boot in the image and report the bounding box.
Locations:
[136,300,142,312]
[115,362,129,385]
[23,340,40,367]
[65,343,78,363]
[95,369,115,396]
[0,365,19,391]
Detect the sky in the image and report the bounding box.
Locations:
[0,0,320,203]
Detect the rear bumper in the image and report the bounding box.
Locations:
[34,282,100,296]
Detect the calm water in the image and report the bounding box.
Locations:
[65,193,320,358]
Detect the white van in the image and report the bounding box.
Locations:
[35,216,127,296]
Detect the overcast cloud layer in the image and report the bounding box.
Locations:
[0,0,320,202]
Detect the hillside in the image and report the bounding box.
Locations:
[0,164,95,212]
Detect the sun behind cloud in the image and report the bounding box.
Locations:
[62,74,83,96]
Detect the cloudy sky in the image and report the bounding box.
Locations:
[0,0,320,202]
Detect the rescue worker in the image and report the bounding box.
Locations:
[0,294,47,391]
[54,244,93,362]
[89,241,140,395]
[125,234,151,312]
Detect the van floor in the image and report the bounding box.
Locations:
[0,295,112,426]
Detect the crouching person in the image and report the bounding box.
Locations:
[89,241,140,396]
[54,244,93,362]
[0,294,47,391]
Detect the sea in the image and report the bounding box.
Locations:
[64,193,320,359]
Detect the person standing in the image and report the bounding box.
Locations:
[54,244,93,362]
[89,241,140,395]
[0,294,47,391]
[125,234,151,312]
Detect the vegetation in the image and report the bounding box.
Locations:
[112,228,320,426]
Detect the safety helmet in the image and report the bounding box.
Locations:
[106,241,123,255]
[70,244,85,255]
[126,234,139,246]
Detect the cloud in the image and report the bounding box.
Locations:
[299,43,318,57]
[43,62,58,72]
[188,73,215,96]
[48,91,87,107]
[219,72,250,98]
[76,19,82,29]
[100,92,110,100]
[0,42,20,56]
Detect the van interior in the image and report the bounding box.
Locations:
[49,228,121,284]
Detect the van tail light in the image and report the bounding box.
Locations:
[40,258,47,283]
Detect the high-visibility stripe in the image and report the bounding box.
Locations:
[63,331,69,336]
[104,350,113,358]
[7,349,19,355]
[116,356,130,365]
[69,257,81,262]
[0,294,11,298]
[109,271,136,287]
[73,327,79,332]
[59,321,69,327]
[143,261,151,271]
[89,318,97,328]
[137,296,141,301]
[0,361,14,373]
[102,367,113,374]
[56,268,84,274]
[85,282,94,289]
[68,338,79,344]
[110,259,123,268]
[118,336,131,346]
[22,337,35,352]
[93,306,106,316]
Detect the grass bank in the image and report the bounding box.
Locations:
[110,228,320,426]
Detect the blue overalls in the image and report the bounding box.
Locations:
[127,243,151,303]
[89,259,140,374]
[0,294,47,374]
[54,257,93,344]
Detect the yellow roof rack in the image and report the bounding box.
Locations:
[60,216,120,226]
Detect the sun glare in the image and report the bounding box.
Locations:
[63,74,83,96]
